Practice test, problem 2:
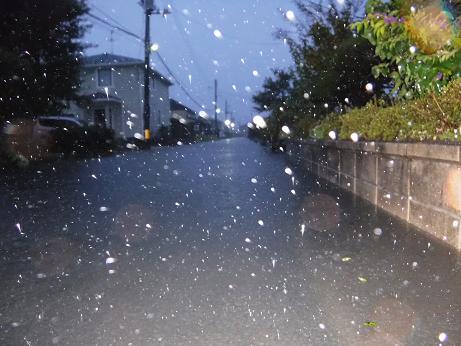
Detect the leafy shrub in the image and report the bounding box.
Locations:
[0,134,29,168]
[312,114,344,140]
[293,117,316,138]
[352,0,461,99]
[315,78,461,141]
[151,125,171,146]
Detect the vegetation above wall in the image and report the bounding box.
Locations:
[251,0,461,145]
[313,78,461,142]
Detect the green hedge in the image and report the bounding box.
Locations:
[311,78,461,141]
[310,113,343,139]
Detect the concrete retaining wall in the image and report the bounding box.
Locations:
[287,139,461,250]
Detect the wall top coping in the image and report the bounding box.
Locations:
[292,139,460,163]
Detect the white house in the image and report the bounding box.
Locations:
[68,53,172,139]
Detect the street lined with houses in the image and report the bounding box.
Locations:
[2,1,461,345]
[1,138,460,345]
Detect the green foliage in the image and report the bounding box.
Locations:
[285,0,388,118]
[252,0,388,146]
[311,114,343,139]
[252,70,293,145]
[293,117,316,138]
[315,78,461,141]
[252,70,292,114]
[0,0,89,121]
[352,0,461,99]
[339,103,408,140]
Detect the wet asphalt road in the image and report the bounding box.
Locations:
[0,137,460,346]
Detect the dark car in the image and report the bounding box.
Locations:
[2,115,114,159]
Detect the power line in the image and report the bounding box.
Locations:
[169,3,285,46]
[86,11,209,111]
[154,52,208,110]
[87,12,142,41]
[170,7,210,85]
[90,5,145,60]
[91,5,130,32]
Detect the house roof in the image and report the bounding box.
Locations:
[81,53,143,66]
[80,53,173,86]
[90,92,122,102]
[170,99,196,115]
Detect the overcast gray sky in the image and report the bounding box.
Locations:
[84,0,295,124]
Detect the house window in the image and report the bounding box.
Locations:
[94,109,106,127]
[98,68,112,87]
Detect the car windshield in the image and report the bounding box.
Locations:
[1,1,461,345]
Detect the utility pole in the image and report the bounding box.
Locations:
[109,30,114,54]
[225,100,228,121]
[140,0,170,145]
[142,0,153,144]
[214,79,219,137]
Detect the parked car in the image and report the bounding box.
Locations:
[37,115,88,130]
[2,115,114,159]
[3,114,86,141]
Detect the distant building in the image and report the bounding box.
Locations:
[169,99,213,141]
[68,53,173,138]
[170,99,197,124]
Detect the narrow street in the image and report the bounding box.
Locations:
[0,138,460,345]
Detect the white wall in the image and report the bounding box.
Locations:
[112,65,143,137]
[69,63,171,139]
[149,72,171,132]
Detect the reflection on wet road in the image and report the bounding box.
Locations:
[1,138,460,345]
